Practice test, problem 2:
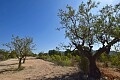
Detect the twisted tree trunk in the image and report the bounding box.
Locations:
[88,57,101,79]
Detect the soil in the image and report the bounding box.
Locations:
[0,57,120,80]
[0,57,78,80]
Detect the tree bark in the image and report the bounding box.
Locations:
[23,56,26,63]
[88,57,101,79]
[18,58,22,69]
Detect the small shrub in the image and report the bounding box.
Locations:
[51,55,55,60]
[50,55,71,66]
[111,55,120,67]
[75,55,81,62]
[54,55,61,62]
[42,55,49,60]
[66,53,72,58]
[61,55,69,61]
[60,59,71,66]
[37,53,81,67]
[99,53,109,63]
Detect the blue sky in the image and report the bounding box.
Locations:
[0,0,119,53]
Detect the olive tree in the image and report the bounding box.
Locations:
[58,0,120,79]
[4,36,35,69]
[22,37,35,63]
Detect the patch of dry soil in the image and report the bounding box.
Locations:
[0,57,78,80]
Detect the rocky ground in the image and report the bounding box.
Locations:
[0,57,120,80]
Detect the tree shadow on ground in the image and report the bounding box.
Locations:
[33,72,89,80]
[0,68,17,74]
[32,71,109,80]
[0,66,24,74]
[0,62,25,74]
[0,63,18,66]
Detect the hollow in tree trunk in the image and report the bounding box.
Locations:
[88,58,101,79]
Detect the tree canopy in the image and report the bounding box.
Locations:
[4,35,35,68]
[58,0,120,58]
[58,0,120,79]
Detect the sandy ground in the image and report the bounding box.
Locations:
[0,57,78,80]
[0,57,120,80]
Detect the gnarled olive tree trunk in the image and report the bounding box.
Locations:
[88,57,101,79]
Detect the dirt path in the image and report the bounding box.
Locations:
[0,57,78,80]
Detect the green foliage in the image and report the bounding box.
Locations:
[28,52,37,57]
[51,55,71,66]
[4,35,35,69]
[48,50,61,56]
[98,52,120,68]
[53,55,61,61]
[37,49,82,66]
[58,0,120,63]
[60,59,71,66]
[58,1,120,78]
[32,53,37,57]
[37,50,120,68]
[37,52,47,60]
[0,49,9,60]
[40,55,48,60]
[110,52,120,67]
[98,52,110,67]
[99,52,109,63]
[9,50,17,58]
[37,52,43,59]
[37,51,81,66]
[66,53,72,58]
[75,55,81,62]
